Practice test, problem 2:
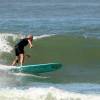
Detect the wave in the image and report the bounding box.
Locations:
[0,83,100,100]
[1,33,100,84]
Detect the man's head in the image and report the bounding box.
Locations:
[27,34,33,41]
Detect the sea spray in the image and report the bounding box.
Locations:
[0,34,13,53]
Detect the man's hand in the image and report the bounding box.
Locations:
[30,45,33,48]
[28,39,33,48]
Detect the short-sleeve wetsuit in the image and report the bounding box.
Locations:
[15,38,28,56]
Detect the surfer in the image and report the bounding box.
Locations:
[12,34,33,66]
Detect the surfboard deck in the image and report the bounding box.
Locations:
[10,63,62,74]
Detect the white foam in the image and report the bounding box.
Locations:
[0,34,12,53]
[33,34,55,40]
[0,86,100,100]
[0,33,19,53]
[0,64,15,70]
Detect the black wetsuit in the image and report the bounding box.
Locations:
[15,38,28,56]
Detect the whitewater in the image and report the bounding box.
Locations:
[0,81,100,100]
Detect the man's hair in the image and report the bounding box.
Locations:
[27,34,33,39]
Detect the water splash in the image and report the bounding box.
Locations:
[0,33,55,53]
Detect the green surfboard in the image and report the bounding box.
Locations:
[10,63,62,74]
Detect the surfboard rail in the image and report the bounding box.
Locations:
[10,63,62,74]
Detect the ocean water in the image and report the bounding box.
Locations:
[0,0,100,100]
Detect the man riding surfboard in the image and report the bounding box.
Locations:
[12,34,33,66]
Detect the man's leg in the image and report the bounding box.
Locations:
[12,56,18,66]
[19,53,24,66]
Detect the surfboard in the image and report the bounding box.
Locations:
[10,63,62,74]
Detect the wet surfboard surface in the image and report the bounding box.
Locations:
[10,63,62,74]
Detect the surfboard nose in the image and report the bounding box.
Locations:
[51,63,62,69]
